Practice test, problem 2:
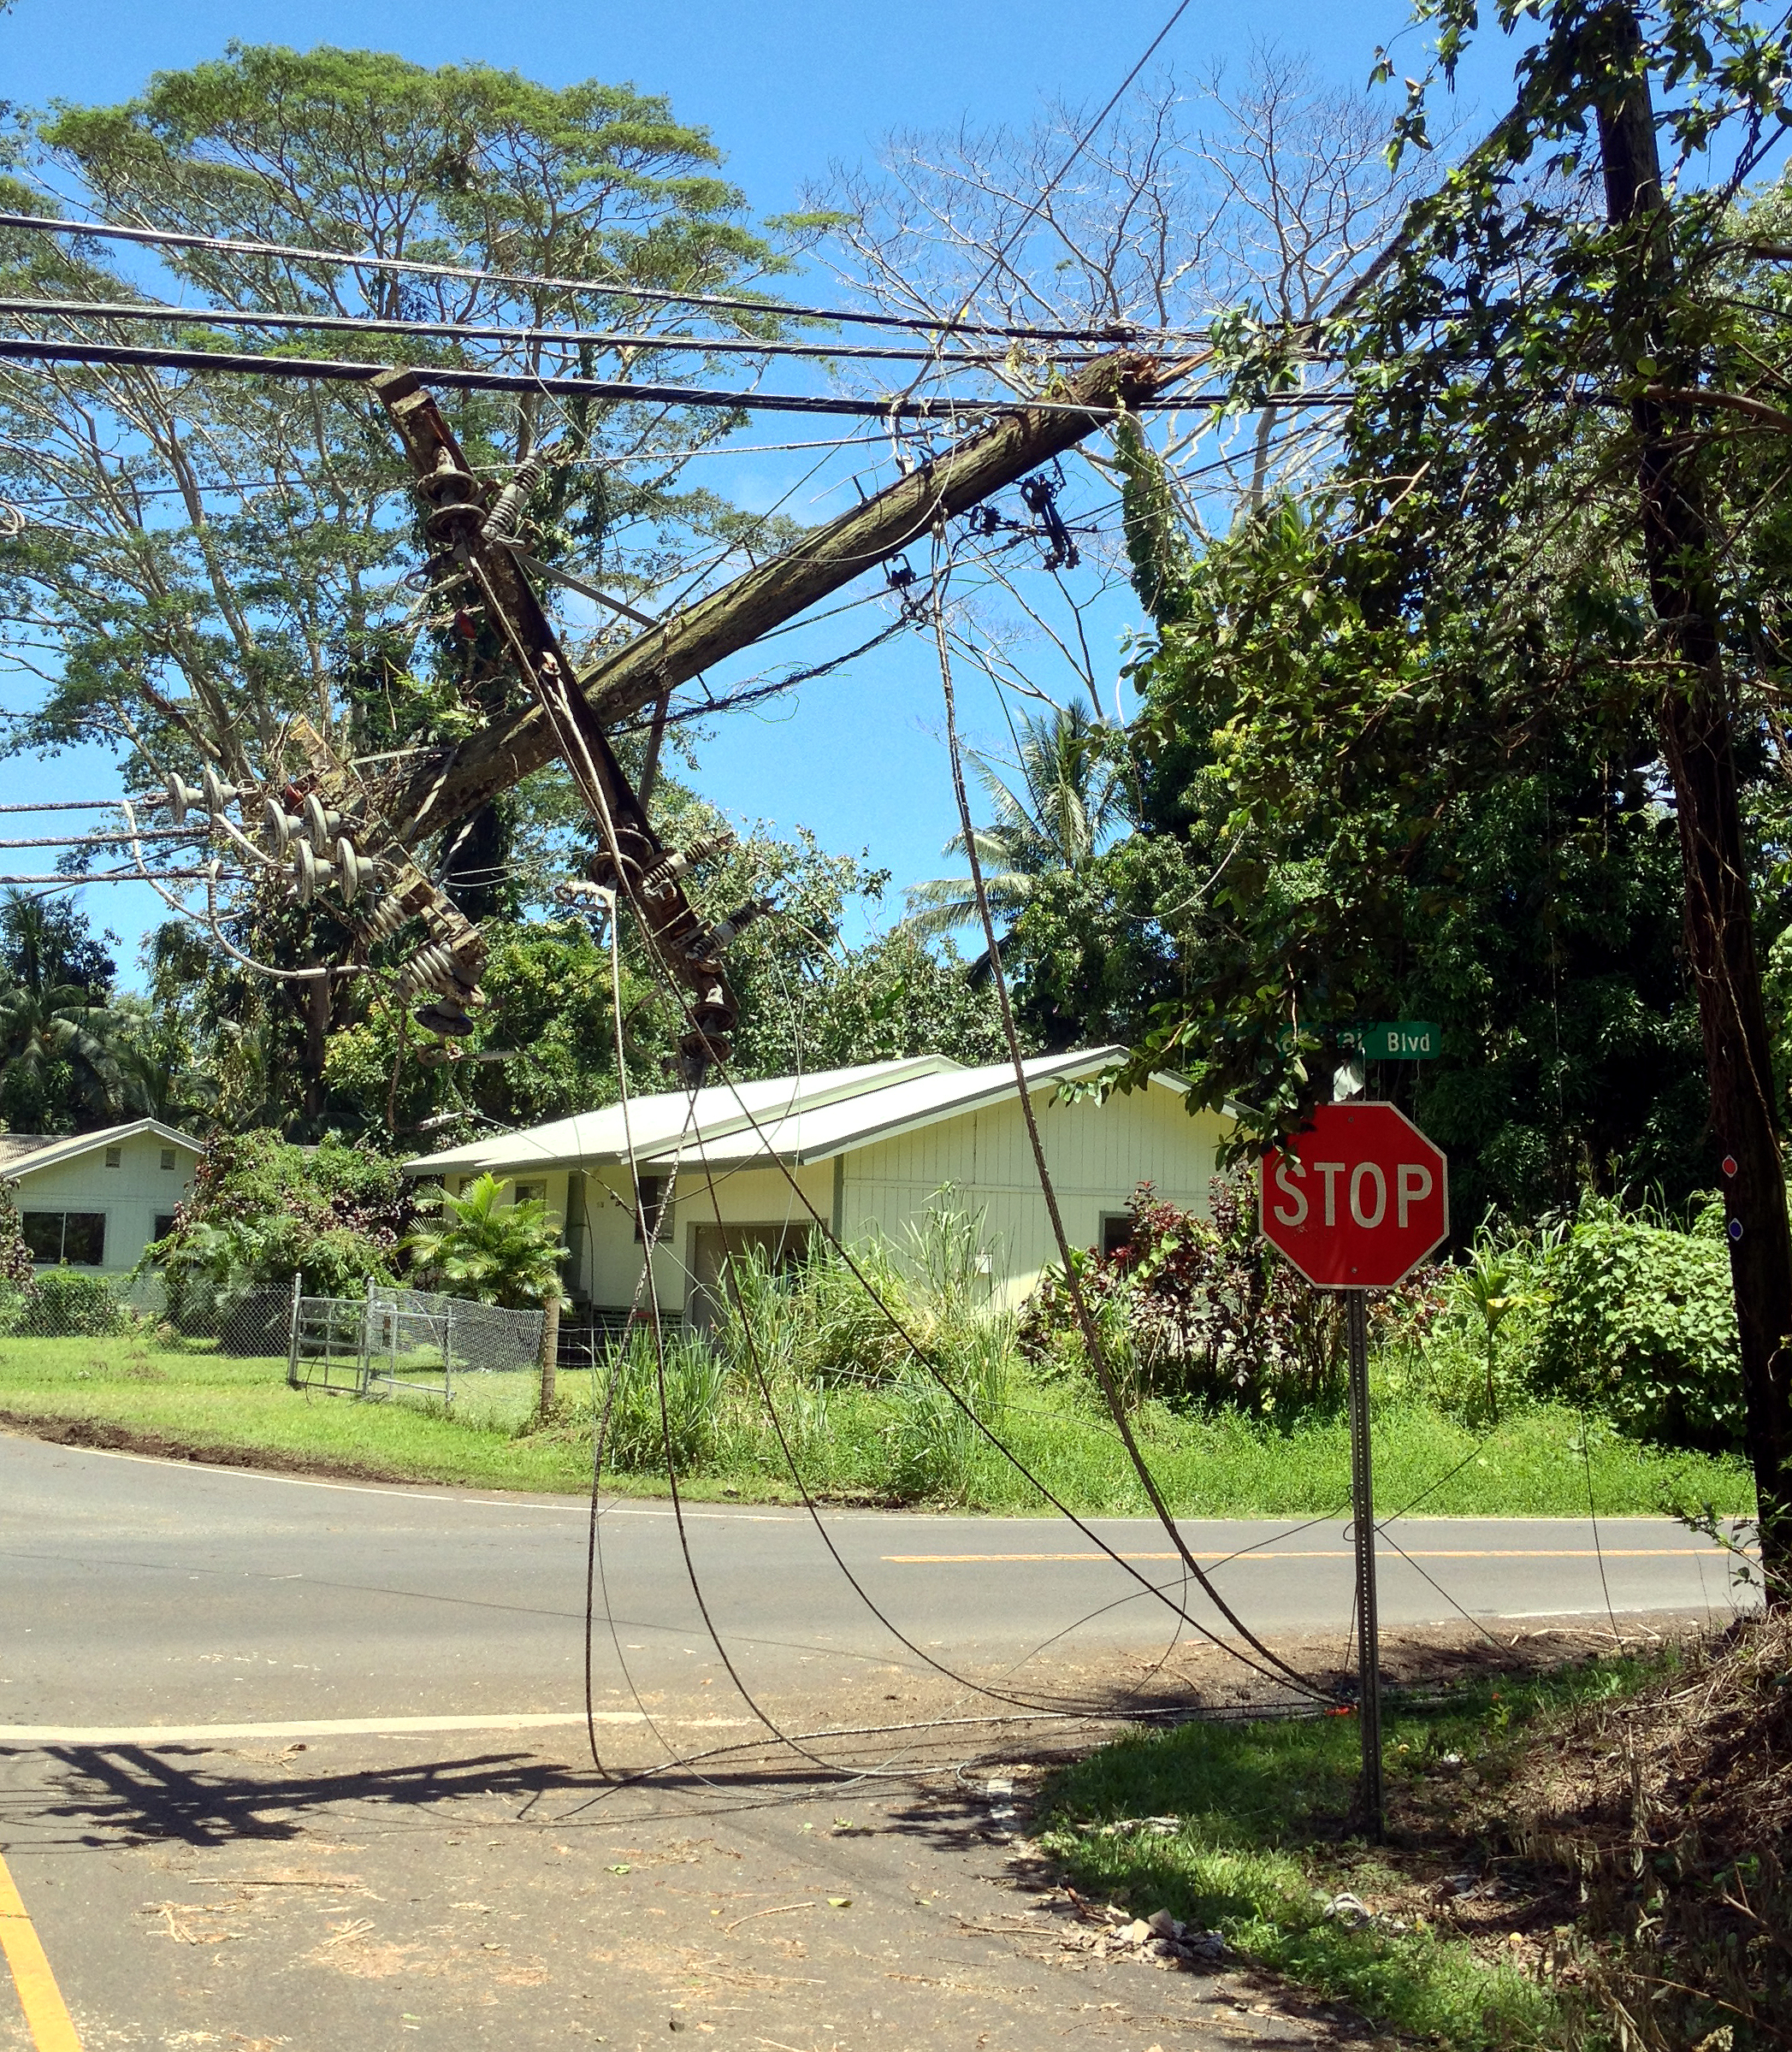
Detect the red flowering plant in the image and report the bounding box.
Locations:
[1019,1174,1372,1416]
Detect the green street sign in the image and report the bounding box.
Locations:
[1340,1020,1440,1061]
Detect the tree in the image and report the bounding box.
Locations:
[0,891,122,1132]
[902,703,1133,973]
[1095,0,1792,1582]
[0,44,801,1127]
[402,1172,568,1309]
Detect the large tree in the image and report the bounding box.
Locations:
[1090,0,1792,1582]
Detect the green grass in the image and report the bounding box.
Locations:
[0,1331,1755,1519]
[1036,1659,1663,2050]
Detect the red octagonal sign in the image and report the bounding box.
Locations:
[1260,1101,1449,1288]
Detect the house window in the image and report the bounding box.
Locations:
[103,1146,121,1168]
[1100,1212,1133,1259]
[22,1212,105,1266]
[634,1174,670,1243]
[153,1215,178,1245]
[160,1148,177,1171]
[514,1180,546,1205]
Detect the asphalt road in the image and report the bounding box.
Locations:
[0,1432,1755,2052]
[0,1431,1749,1736]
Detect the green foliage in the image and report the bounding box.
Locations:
[152,1127,414,1327]
[902,703,1135,972]
[402,1172,569,1309]
[0,891,124,1133]
[1017,1175,1345,1416]
[596,1328,726,1471]
[25,1267,129,1338]
[1534,1198,1745,1453]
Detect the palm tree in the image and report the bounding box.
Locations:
[401,1173,569,1309]
[0,892,122,1130]
[901,704,1133,973]
[109,997,218,1129]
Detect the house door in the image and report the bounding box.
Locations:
[686,1221,813,1335]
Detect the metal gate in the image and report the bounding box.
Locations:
[287,1278,545,1404]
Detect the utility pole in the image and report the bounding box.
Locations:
[1596,6,1791,1592]
[374,349,1179,851]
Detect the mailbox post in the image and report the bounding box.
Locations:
[1261,1103,1449,1832]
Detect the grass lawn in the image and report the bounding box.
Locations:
[0,1331,1755,1519]
[1034,1654,1670,2050]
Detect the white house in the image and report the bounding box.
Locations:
[0,1120,203,1274]
[403,1048,1230,1328]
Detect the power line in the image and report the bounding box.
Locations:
[0,331,1215,418]
[0,212,1209,346]
[0,295,1024,368]
[0,867,245,883]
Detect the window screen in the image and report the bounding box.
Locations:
[153,1215,177,1244]
[160,1148,177,1171]
[21,1212,105,1265]
[103,1146,121,1168]
[514,1180,545,1205]
[1100,1212,1134,1259]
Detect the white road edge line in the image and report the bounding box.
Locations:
[0,1712,753,1746]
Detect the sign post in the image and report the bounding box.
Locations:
[1344,1288,1381,1828]
[1260,1102,1449,1834]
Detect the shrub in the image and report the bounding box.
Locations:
[401,1172,568,1308]
[29,1265,128,1337]
[149,1129,415,1330]
[1017,1175,1345,1416]
[1533,1196,1744,1451]
[597,1328,724,1471]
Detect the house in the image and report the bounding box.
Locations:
[402,1048,1230,1328]
[0,1119,203,1274]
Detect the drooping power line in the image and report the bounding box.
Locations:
[0,211,1209,346]
[0,295,1026,368]
[0,330,1227,417]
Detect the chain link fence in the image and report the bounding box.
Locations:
[291,1281,545,1404]
[0,1267,545,1404]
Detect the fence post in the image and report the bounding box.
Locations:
[540,1294,560,1416]
[286,1271,302,1388]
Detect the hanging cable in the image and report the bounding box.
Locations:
[0,330,1229,416]
[0,211,1213,345]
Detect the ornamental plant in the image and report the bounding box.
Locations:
[1016,1174,1346,1416]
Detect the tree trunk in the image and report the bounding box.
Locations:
[299,970,330,1127]
[539,1293,560,1419]
[1598,9,1792,1589]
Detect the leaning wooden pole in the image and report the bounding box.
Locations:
[1598,7,1791,1593]
[379,349,1184,848]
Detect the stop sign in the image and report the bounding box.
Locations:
[1260,1102,1448,1288]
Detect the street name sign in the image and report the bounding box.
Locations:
[1259,1101,1449,1289]
[1339,1021,1440,1060]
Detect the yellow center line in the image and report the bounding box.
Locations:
[879,1547,1711,1564]
[0,1848,83,2052]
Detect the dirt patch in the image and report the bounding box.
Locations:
[0,1408,431,1488]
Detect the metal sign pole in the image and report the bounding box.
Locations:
[1345,1288,1384,1836]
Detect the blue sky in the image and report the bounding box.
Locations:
[0,0,1514,977]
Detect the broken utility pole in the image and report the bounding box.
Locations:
[374,368,756,1081]
[373,348,1183,852]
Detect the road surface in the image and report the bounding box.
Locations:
[0,1433,1748,1736]
[0,1432,1752,2052]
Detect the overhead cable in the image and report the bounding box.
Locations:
[0,331,1237,418]
[0,295,1026,367]
[0,212,1209,346]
